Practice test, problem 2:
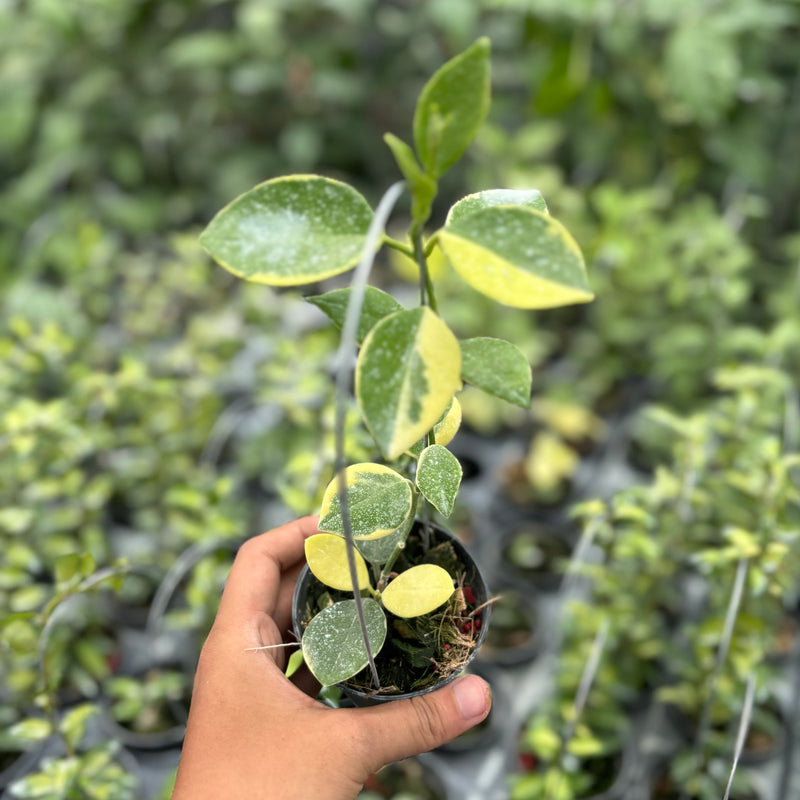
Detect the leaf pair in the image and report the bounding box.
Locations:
[318,457,460,544]
[312,286,533,437]
[302,532,455,686]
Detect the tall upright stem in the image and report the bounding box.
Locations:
[333,180,405,690]
[678,557,749,800]
[412,225,438,313]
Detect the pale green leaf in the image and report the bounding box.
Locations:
[9,718,53,743]
[306,286,404,344]
[356,513,414,565]
[0,507,34,534]
[199,175,374,286]
[54,553,81,587]
[383,133,437,223]
[447,189,547,225]
[285,648,304,679]
[408,397,462,457]
[302,599,387,686]
[460,337,532,407]
[2,618,37,653]
[381,564,455,618]
[665,24,739,125]
[356,307,462,460]
[413,37,491,178]
[60,704,98,751]
[318,464,414,541]
[438,206,593,309]
[416,445,462,517]
[305,533,370,592]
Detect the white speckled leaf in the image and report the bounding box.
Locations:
[356,308,462,460]
[408,398,462,457]
[416,445,462,517]
[356,512,414,565]
[306,286,404,344]
[302,599,387,686]
[446,189,547,225]
[318,464,414,541]
[460,337,532,408]
[438,206,593,309]
[381,564,455,618]
[413,38,491,179]
[305,533,370,592]
[199,175,374,286]
[285,648,304,679]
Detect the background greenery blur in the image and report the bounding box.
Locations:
[1,1,799,798]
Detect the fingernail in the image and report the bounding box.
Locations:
[453,675,490,720]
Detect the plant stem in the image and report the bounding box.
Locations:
[382,234,415,259]
[377,540,407,592]
[722,673,755,800]
[334,180,406,691]
[678,557,749,800]
[412,225,438,313]
[562,617,610,748]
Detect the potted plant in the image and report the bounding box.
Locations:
[512,698,628,800]
[199,38,592,698]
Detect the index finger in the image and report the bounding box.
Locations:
[216,516,319,626]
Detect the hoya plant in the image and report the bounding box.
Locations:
[199,38,592,691]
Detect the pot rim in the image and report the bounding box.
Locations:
[292,520,491,705]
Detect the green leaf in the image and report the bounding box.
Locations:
[8,756,80,798]
[664,24,739,125]
[383,133,437,224]
[199,175,374,286]
[460,337,532,407]
[306,286,404,344]
[355,514,413,565]
[318,464,414,541]
[438,206,593,309]
[356,307,462,460]
[2,618,37,653]
[9,718,53,743]
[416,445,462,517]
[447,189,547,225]
[301,599,387,686]
[304,533,371,592]
[408,398,462,457]
[0,507,34,534]
[413,37,491,178]
[381,564,455,618]
[285,648,304,679]
[54,553,81,587]
[60,704,99,751]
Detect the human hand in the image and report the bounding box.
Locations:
[171,516,492,800]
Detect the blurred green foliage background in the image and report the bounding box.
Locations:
[1,0,799,797]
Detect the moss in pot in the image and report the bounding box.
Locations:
[199,39,592,700]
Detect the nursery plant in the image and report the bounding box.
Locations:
[199,38,592,695]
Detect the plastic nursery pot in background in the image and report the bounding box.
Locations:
[496,522,575,594]
[359,757,449,800]
[292,521,491,706]
[475,588,539,667]
[435,663,508,755]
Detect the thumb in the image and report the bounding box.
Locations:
[351,674,492,770]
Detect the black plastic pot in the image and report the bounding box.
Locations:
[497,522,575,594]
[0,740,49,792]
[360,756,449,799]
[475,588,539,667]
[435,664,507,755]
[292,521,491,706]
